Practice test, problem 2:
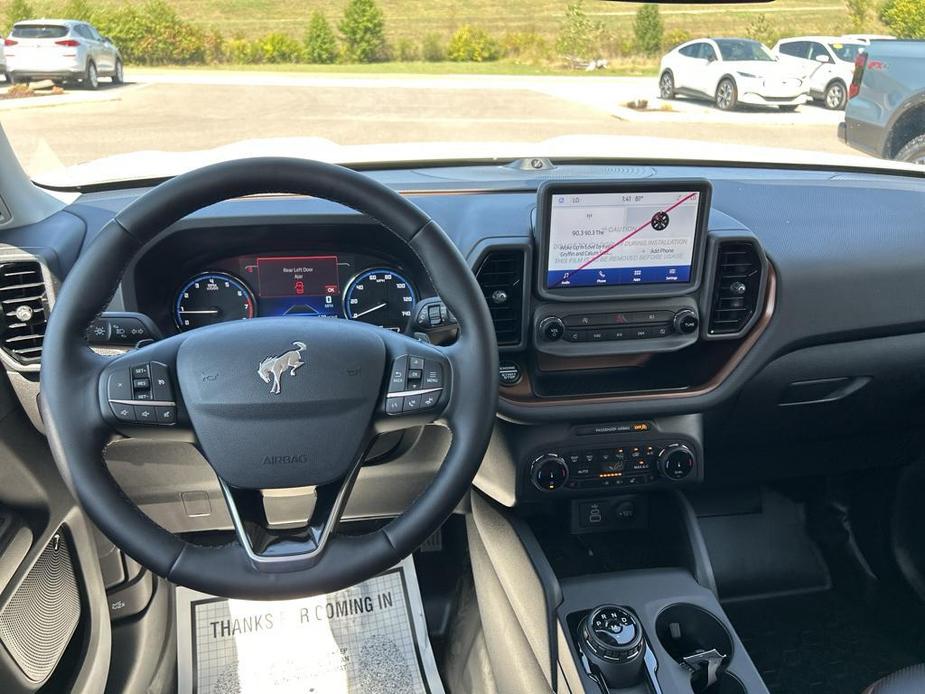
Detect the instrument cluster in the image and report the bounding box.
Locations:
[171,252,420,334]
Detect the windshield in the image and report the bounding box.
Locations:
[829,42,864,62]
[715,39,774,62]
[10,24,69,39]
[0,0,919,188]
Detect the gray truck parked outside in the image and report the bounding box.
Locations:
[840,40,925,164]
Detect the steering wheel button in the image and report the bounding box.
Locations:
[110,403,135,422]
[423,361,443,387]
[134,391,153,401]
[133,378,150,390]
[385,397,403,415]
[402,394,421,412]
[388,357,408,392]
[409,356,425,370]
[133,406,155,423]
[407,369,422,381]
[107,370,132,401]
[421,391,439,409]
[131,364,150,379]
[149,362,174,400]
[154,406,176,425]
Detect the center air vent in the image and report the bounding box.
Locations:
[0,261,49,364]
[707,242,763,336]
[475,250,525,347]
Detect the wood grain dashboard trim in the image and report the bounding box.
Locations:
[499,266,777,407]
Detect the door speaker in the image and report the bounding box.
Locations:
[0,531,81,683]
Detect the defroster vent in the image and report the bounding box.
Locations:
[0,261,49,364]
[475,250,525,346]
[708,242,763,336]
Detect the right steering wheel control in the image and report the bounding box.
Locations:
[528,439,698,494]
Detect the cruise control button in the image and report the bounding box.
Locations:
[133,378,151,391]
[154,406,176,425]
[131,364,150,379]
[402,394,421,412]
[111,403,135,422]
[134,405,155,423]
[134,390,153,401]
[421,390,439,409]
[423,361,443,387]
[388,357,408,393]
[107,370,132,401]
[385,397,403,415]
[149,362,174,401]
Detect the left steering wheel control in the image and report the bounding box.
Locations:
[106,361,177,426]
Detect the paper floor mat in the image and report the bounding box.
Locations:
[176,556,445,694]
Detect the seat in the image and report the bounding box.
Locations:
[864,665,925,694]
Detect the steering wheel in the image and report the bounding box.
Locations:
[39,158,498,600]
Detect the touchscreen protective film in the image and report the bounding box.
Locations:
[546,190,701,289]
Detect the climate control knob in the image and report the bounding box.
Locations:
[539,316,565,342]
[531,454,569,491]
[657,444,696,481]
[673,309,699,335]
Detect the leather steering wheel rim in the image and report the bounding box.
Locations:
[39,157,498,599]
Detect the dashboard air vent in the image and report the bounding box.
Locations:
[475,250,524,346]
[0,261,49,364]
[708,242,762,336]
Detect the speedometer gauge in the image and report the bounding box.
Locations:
[344,269,415,332]
[175,272,255,331]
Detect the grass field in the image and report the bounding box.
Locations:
[2,0,877,44]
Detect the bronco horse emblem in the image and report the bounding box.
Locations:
[257,341,306,394]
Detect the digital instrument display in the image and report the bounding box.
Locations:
[256,256,340,298]
[542,186,707,293]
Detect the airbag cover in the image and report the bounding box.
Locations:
[176,317,385,489]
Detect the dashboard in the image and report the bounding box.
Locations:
[4,160,925,517]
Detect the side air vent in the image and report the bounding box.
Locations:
[708,242,763,336]
[0,261,49,364]
[475,250,525,347]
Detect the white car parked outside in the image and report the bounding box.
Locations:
[4,19,123,89]
[659,38,809,111]
[773,36,866,110]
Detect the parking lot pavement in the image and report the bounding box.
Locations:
[1,69,858,178]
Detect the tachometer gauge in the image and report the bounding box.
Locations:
[344,268,416,331]
[175,272,255,331]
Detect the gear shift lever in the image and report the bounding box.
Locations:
[577,605,647,689]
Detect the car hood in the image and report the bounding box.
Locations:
[33,136,924,189]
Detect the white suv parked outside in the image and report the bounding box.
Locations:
[659,38,809,112]
[773,36,866,110]
[4,19,123,89]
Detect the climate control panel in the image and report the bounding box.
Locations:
[528,440,698,495]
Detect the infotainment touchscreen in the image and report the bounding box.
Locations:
[540,183,708,295]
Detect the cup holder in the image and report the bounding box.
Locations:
[702,672,746,694]
[655,604,735,693]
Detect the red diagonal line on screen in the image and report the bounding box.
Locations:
[554,192,698,286]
